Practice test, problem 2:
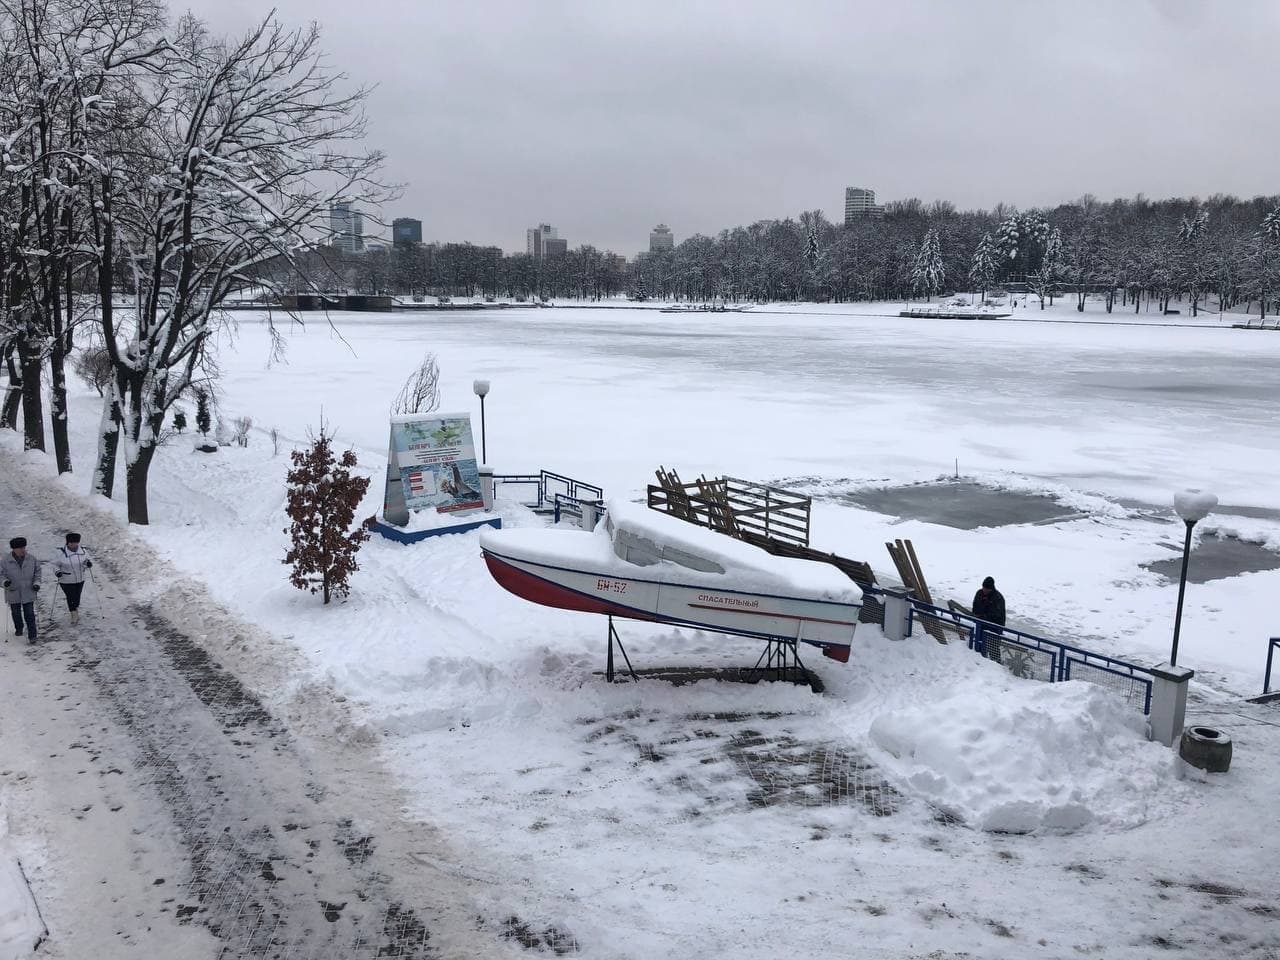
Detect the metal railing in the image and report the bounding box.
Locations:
[492,470,602,513]
[541,470,603,511]
[901,595,1155,715]
[1265,637,1280,695]
[553,492,606,526]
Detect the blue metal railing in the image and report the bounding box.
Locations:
[897,594,1155,716]
[1265,638,1280,695]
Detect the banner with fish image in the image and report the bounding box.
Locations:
[383,412,484,524]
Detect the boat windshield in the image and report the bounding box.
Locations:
[610,523,725,574]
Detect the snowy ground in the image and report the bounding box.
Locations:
[2,301,1279,958]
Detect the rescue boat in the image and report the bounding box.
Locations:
[479,501,863,661]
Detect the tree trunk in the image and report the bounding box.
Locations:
[49,343,72,474]
[125,439,158,525]
[19,350,45,452]
[1,352,20,430]
[92,394,121,499]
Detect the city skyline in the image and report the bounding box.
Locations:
[206,2,1280,254]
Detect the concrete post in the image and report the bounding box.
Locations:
[479,465,495,512]
[580,498,601,531]
[881,589,913,642]
[1147,662,1194,747]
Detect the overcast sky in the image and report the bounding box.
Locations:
[186,0,1278,255]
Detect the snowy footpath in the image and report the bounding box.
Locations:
[0,464,531,959]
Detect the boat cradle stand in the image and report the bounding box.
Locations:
[603,616,816,689]
[605,616,638,683]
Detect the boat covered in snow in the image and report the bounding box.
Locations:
[479,501,863,661]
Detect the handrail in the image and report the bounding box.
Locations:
[553,492,607,525]
[894,592,1156,714]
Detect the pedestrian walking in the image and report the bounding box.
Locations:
[1,537,41,642]
[972,575,1006,662]
[52,532,93,626]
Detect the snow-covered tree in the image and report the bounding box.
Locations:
[994,212,1050,280]
[968,233,997,301]
[910,229,945,301]
[1259,207,1280,320]
[283,424,370,604]
[195,389,211,437]
[1176,211,1210,316]
[87,13,388,523]
[0,0,161,469]
[1028,228,1061,310]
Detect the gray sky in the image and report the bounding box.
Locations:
[187,0,1279,255]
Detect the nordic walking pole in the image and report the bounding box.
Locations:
[86,566,106,620]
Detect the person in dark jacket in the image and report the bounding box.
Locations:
[972,576,1006,627]
[972,575,1006,661]
[2,536,41,641]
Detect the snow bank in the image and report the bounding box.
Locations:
[867,673,1182,833]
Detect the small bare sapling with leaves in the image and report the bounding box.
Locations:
[391,352,442,415]
[283,425,371,604]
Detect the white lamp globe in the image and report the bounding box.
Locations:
[473,379,490,398]
[1173,489,1217,523]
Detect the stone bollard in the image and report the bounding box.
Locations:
[580,498,601,531]
[880,589,913,642]
[479,465,495,512]
[1147,662,1194,747]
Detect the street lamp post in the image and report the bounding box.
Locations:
[472,379,490,463]
[1169,488,1217,666]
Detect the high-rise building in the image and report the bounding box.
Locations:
[543,238,568,258]
[526,223,559,260]
[329,201,364,253]
[392,217,423,246]
[649,223,674,253]
[844,188,885,224]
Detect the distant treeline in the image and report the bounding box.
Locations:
[271,193,1280,316]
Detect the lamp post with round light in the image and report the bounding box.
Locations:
[1169,488,1217,667]
[472,379,490,463]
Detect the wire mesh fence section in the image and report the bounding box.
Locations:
[1064,658,1153,714]
[910,607,973,646]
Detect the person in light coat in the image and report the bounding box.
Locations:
[2,537,41,641]
[52,532,93,626]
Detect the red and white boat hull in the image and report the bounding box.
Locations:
[482,545,857,662]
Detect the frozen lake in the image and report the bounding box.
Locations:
[222,306,1280,510]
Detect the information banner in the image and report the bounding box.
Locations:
[382,412,484,525]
